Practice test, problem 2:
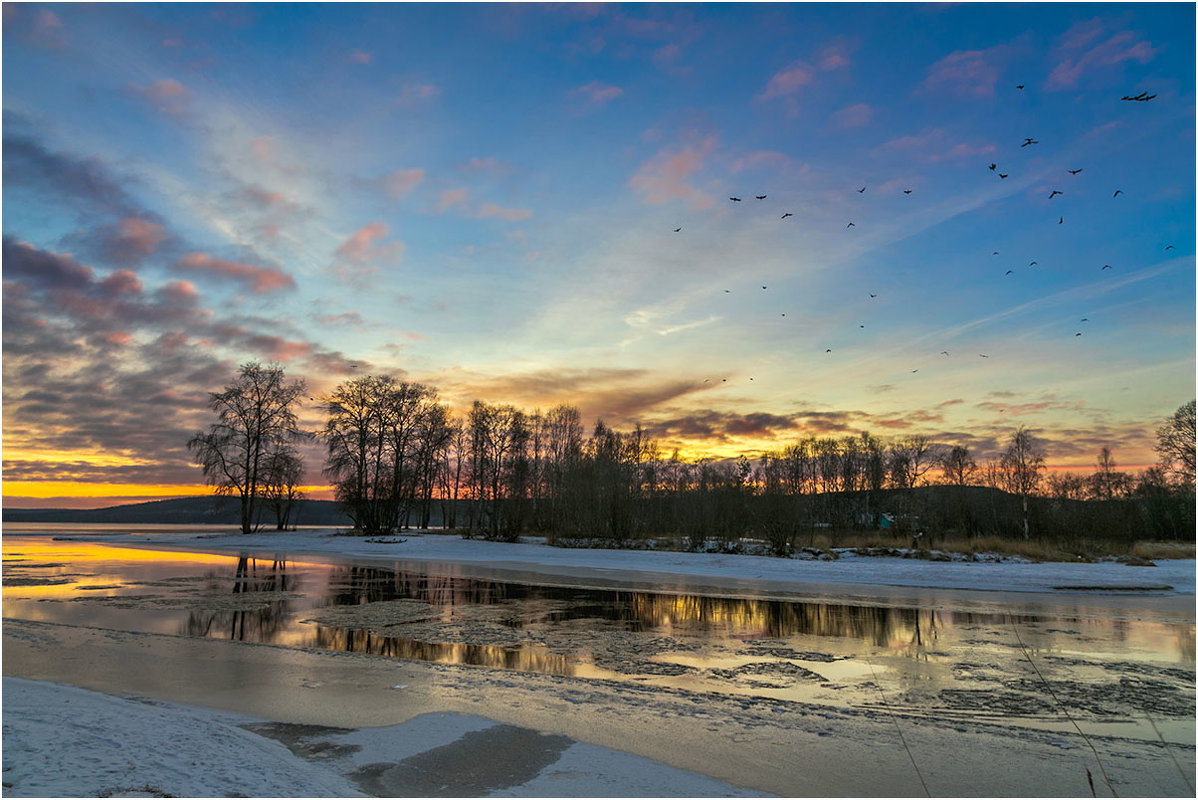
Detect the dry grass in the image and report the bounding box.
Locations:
[1131,540,1196,560]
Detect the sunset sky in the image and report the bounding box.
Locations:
[3,2,1194,509]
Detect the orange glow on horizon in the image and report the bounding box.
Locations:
[2,482,336,501]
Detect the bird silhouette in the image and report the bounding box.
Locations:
[724,289,731,293]
[1005,269,1013,275]
[1113,190,1123,197]
[1075,332,1082,336]
[781,212,793,219]
[1165,245,1175,250]
[941,351,950,356]
[1080,318,1088,322]
[869,293,877,298]
[999,173,1008,179]
[1102,264,1112,270]
[979,354,989,358]
[1058,217,1063,224]
[755,195,767,200]
[988,163,997,171]
[993,251,999,255]
[1068,168,1083,175]
[911,369,919,373]
[903,189,912,194]
[825,349,832,353]
[857,185,866,193]
[859,324,865,328]
[729,196,742,202]
[1016,84,1025,90]
[847,222,856,227]
[674,227,682,232]
[1029,261,1037,266]
[1021,137,1039,147]
[762,286,767,290]
[1049,190,1062,199]
[1121,91,1156,101]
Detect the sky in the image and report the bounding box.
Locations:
[2,2,1194,509]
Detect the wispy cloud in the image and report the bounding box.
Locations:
[131,78,191,115]
[831,103,872,129]
[477,203,531,221]
[381,168,425,199]
[570,80,624,108]
[333,222,404,265]
[1047,20,1156,89]
[920,47,1005,97]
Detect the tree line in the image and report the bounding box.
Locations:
[189,363,1196,548]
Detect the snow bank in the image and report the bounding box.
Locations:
[1,677,364,798]
[112,528,1196,599]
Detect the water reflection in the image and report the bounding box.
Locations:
[308,626,577,675]
[182,556,299,642]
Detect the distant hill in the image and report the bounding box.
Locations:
[3,496,354,526]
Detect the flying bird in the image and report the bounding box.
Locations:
[903,189,913,194]
[1165,245,1175,250]
[1021,137,1039,147]
[1081,318,1088,322]
[1068,168,1083,175]
[1102,264,1112,270]
[1005,269,1014,275]
[1058,217,1064,224]
[847,221,856,227]
[762,286,767,290]
[988,163,997,171]
[999,173,1008,179]
[941,351,950,356]
[993,251,999,255]
[729,196,742,202]
[859,324,865,328]
[978,354,990,358]
[1016,84,1025,90]
[1121,91,1156,101]
[1075,332,1082,337]
[1029,261,1037,266]
[911,369,919,373]
[857,185,866,193]
[755,195,767,200]
[825,349,832,353]
[869,293,877,298]
[1113,190,1123,197]
[1049,190,1062,199]
[674,227,682,232]
[781,212,793,219]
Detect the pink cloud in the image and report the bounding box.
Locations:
[460,157,511,174]
[1047,26,1156,90]
[334,222,404,265]
[818,43,852,71]
[115,218,167,257]
[628,137,716,208]
[398,83,440,105]
[349,49,372,64]
[832,103,873,128]
[31,8,67,49]
[571,81,624,106]
[133,78,190,114]
[757,61,813,101]
[245,335,311,362]
[436,187,470,214]
[159,280,200,305]
[177,252,296,293]
[921,49,1001,97]
[477,203,532,221]
[382,168,425,199]
[103,331,134,346]
[876,129,994,163]
[99,269,144,296]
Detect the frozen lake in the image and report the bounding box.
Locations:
[4,530,1193,749]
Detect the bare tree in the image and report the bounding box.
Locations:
[938,445,978,487]
[1155,400,1196,487]
[188,362,306,534]
[999,427,1045,539]
[261,445,305,530]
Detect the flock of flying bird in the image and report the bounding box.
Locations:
[674,84,1173,385]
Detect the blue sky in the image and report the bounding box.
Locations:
[3,2,1194,505]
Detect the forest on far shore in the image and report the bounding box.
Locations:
[188,363,1196,555]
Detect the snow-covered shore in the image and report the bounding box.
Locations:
[84,525,1197,605]
[2,677,760,798]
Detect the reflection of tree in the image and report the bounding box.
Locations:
[182,556,298,642]
[308,625,576,675]
[316,565,1040,656]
